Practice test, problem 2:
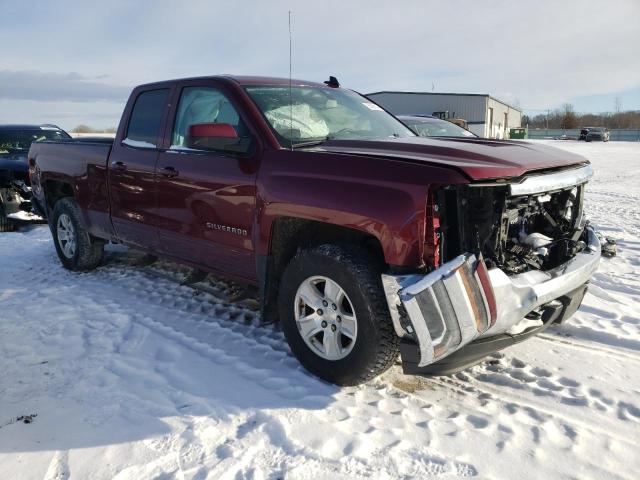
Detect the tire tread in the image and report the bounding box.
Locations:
[51,197,103,271]
[280,243,400,385]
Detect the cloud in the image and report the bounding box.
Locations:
[0,0,638,128]
[0,70,130,103]
[0,98,125,130]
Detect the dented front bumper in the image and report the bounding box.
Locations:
[382,226,601,369]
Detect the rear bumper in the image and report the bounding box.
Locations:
[382,226,601,371]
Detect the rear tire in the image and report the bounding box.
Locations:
[0,207,14,232]
[278,244,400,386]
[51,197,104,271]
[0,211,13,232]
[0,189,16,232]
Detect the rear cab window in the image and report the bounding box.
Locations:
[123,89,170,148]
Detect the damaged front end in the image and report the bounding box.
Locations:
[383,164,601,374]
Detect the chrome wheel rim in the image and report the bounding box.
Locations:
[294,275,357,361]
[56,213,76,259]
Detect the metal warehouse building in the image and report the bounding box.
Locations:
[367,91,522,139]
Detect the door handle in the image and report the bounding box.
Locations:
[111,160,127,171]
[160,166,179,178]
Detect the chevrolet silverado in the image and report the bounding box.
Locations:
[28,76,600,385]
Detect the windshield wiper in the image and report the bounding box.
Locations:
[290,138,329,149]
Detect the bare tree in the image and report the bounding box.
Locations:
[70,125,117,134]
[614,98,622,128]
[525,110,640,129]
[560,104,578,129]
[71,124,93,133]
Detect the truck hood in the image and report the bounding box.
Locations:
[0,152,28,173]
[310,137,589,181]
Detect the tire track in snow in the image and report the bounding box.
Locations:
[121,254,640,438]
[48,252,640,448]
[67,271,320,400]
[5,225,638,479]
[536,332,640,362]
[8,251,518,476]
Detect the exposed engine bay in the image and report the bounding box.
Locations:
[383,164,600,374]
[437,169,590,275]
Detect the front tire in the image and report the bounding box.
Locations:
[278,244,400,386]
[51,197,103,271]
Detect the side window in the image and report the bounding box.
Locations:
[171,87,248,148]
[124,89,170,147]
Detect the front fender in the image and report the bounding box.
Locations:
[256,149,469,267]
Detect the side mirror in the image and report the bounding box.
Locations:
[186,123,253,155]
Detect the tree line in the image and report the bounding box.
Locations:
[71,125,117,134]
[523,105,640,130]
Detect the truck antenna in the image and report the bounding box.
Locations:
[288,10,293,150]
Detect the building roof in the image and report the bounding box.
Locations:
[367,91,522,113]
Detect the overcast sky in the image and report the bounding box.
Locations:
[1,0,639,129]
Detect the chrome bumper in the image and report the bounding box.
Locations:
[382,226,601,367]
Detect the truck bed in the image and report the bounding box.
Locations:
[29,139,114,239]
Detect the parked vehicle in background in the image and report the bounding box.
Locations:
[398,115,477,138]
[429,111,470,130]
[29,75,600,385]
[0,124,70,231]
[579,127,610,142]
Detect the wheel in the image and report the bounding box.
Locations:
[278,244,400,385]
[0,209,14,232]
[51,197,104,271]
[0,190,15,232]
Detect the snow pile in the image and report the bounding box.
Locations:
[1,141,639,479]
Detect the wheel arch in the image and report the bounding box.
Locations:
[258,216,388,323]
[41,178,76,217]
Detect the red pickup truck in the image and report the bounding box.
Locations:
[28,75,601,385]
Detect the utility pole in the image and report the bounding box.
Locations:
[546,109,550,131]
[615,97,622,114]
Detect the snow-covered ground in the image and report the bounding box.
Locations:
[1,141,638,479]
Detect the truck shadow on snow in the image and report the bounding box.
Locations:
[0,237,343,454]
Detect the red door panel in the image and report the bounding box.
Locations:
[154,149,258,280]
[108,144,160,250]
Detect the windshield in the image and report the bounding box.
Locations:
[0,128,71,153]
[245,86,415,147]
[402,118,476,138]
